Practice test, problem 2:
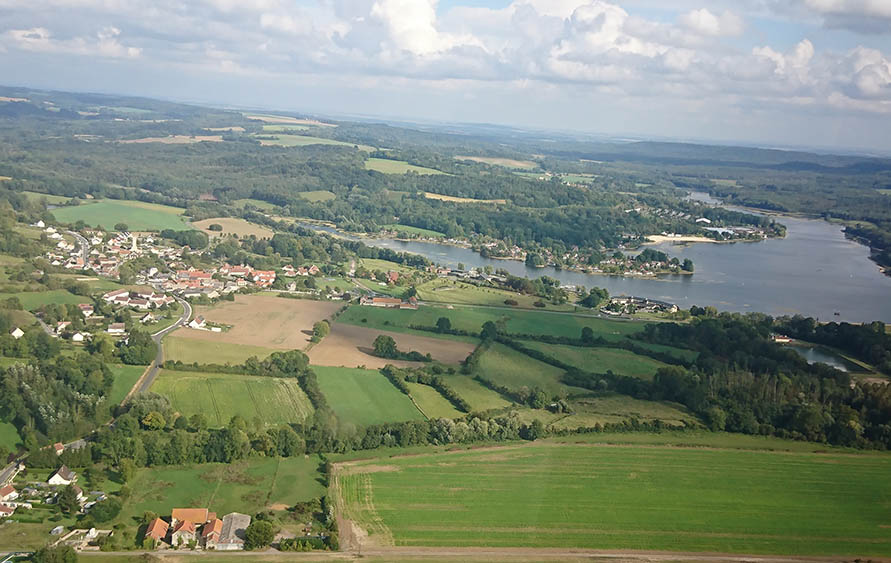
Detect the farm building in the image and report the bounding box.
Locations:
[0,485,18,502]
[0,505,13,518]
[9,327,24,339]
[171,520,197,545]
[53,442,64,455]
[217,512,251,550]
[171,507,212,526]
[202,517,223,548]
[144,517,168,545]
[106,323,126,335]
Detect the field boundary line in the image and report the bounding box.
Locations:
[206,379,223,426]
[121,362,153,405]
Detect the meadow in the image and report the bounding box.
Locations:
[312,366,424,426]
[21,191,73,204]
[107,364,146,405]
[297,190,336,202]
[255,134,374,151]
[439,375,513,412]
[515,394,698,430]
[454,155,538,169]
[192,217,273,238]
[51,200,190,231]
[163,333,276,364]
[151,369,314,427]
[416,279,569,309]
[0,289,90,311]
[335,442,891,556]
[365,157,446,175]
[0,420,20,451]
[474,343,575,396]
[521,341,668,380]
[231,197,280,210]
[405,381,462,419]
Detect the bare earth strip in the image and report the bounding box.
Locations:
[173,294,341,349]
[308,323,475,368]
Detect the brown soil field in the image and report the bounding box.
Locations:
[118,135,223,144]
[307,323,476,368]
[192,217,273,238]
[454,155,537,169]
[423,192,506,205]
[174,294,341,350]
[245,114,336,127]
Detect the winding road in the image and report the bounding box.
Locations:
[132,296,191,395]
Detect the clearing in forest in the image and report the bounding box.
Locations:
[454,155,537,169]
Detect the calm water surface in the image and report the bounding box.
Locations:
[300,199,891,322]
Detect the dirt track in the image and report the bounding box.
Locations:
[307,323,476,368]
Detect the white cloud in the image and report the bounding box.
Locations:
[679,8,744,37]
[3,25,140,58]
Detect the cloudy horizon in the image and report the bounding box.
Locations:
[1,0,890,151]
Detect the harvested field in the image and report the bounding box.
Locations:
[423,192,506,204]
[455,155,537,169]
[172,294,341,350]
[307,323,476,368]
[118,135,223,144]
[245,114,336,127]
[192,217,273,238]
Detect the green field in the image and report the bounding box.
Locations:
[261,124,310,132]
[365,158,445,175]
[336,442,891,555]
[21,191,74,205]
[164,333,276,364]
[416,279,569,309]
[297,190,336,202]
[232,198,279,210]
[151,369,314,427]
[0,289,90,311]
[516,393,698,430]
[256,134,374,151]
[107,364,146,405]
[313,366,424,427]
[338,304,643,341]
[51,199,190,231]
[440,375,513,411]
[382,224,446,238]
[521,342,668,380]
[0,420,20,451]
[476,343,577,396]
[405,382,463,419]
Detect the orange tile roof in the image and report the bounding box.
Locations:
[145,517,169,540]
[171,508,209,524]
[202,518,223,538]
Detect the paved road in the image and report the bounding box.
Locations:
[65,229,89,265]
[136,297,191,393]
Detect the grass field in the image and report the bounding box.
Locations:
[365,158,445,175]
[423,192,507,204]
[454,155,537,169]
[405,382,463,419]
[261,124,309,132]
[0,419,20,451]
[0,289,90,311]
[336,442,891,555]
[337,304,644,341]
[164,334,276,364]
[440,375,513,411]
[231,198,280,210]
[475,343,577,396]
[298,190,336,202]
[152,369,314,427]
[192,217,273,238]
[382,224,445,238]
[51,200,190,231]
[255,134,374,151]
[21,191,73,205]
[107,364,146,405]
[245,113,336,127]
[516,394,698,429]
[521,342,668,380]
[312,366,424,427]
[416,279,570,309]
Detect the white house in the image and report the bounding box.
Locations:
[9,327,24,340]
[106,323,126,335]
[0,485,18,502]
[48,465,77,486]
[188,316,206,330]
[71,332,86,343]
[0,505,14,518]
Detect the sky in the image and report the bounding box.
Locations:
[1,0,890,151]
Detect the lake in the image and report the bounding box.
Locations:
[785,344,862,373]
[298,200,891,322]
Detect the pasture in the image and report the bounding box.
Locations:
[423,192,506,204]
[307,323,476,368]
[416,279,568,309]
[405,382,463,419]
[475,343,575,396]
[515,394,698,430]
[336,303,644,341]
[440,375,513,411]
[298,190,336,202]
[50,199,190,231]
[335,442,891,556]
[365,158,445,175]
[312,366,424,426]
[163,334,276,365]
[0,289,90,311]
[454,155,537,169]
[107,364,146,405]
[521,342,668,380]
[192,217,273,238]
[173,294,341,352]
[232,198,279,210]
[0,420,20,451]
[21,191,73,205]
[151,369,314,427]
[255,134,374,151]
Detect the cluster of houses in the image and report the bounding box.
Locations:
[102,288,175,310]
[144,508,251,550]
[602,296,679,316]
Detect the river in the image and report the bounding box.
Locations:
[298,197,891,322]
